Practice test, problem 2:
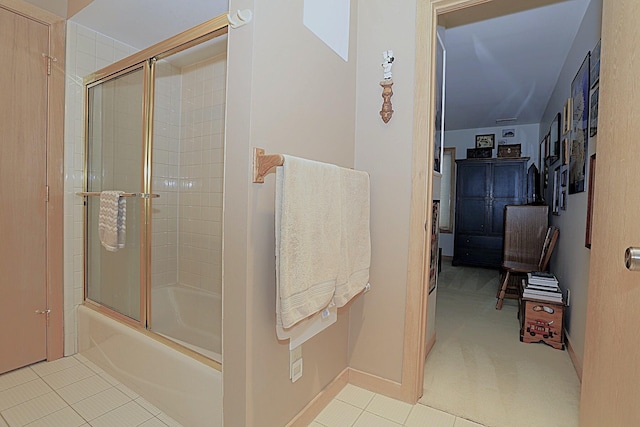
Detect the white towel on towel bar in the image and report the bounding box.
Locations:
[334,168,371,307]
[98,191,126,252]
[276,155,341,329]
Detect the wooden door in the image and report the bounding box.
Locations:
[580,0,640,424]
[0,5,49,374]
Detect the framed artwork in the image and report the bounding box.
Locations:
[585,153,596,248]
[552,166,561,215]
[562,137,570,165]
[502,129,515,138]
[590,39,601,89]
[434,32,446,172]
[539,139,547,199]
[429,200,440,294]
[549,112,561,161]
[544,134,550,160]
[590,86,599,137]
[569,52,590,194]
[562,97,572,135]
[561,188,568,211]
[475,134,495,148]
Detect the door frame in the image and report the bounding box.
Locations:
[406,0,575,403]
[0,0,65,362]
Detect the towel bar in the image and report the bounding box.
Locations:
[76,192,160,199]
[253,147,285,183]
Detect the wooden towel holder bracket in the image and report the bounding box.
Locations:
[253,147,285,183]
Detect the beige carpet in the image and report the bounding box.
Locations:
[420,262,581,427]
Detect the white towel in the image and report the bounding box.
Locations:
[98,191,126,252]
[334,168,371,307]
[276,155,341,329]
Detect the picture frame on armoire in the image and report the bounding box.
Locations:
[475,133,495,149]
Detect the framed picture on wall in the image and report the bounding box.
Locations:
[585,153,597,248]
[549,112,561,160]
[562,137,570,165]
[590,39,601,89]
[562,97,572,136]
[590,86,599,137]
[552,166,561,215]
[475,134,495,148]
[569,52,590,194]
[429,201,440,294]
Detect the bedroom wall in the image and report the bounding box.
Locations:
[538,0,602,370]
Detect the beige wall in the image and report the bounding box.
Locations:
[224,0,358,425]
[349,0,418,384]
[539,0,602,368]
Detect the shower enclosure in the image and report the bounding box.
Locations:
[82,18,227,364]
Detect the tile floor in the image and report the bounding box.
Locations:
[0,355,182,427]
[311,384,484,427]
[1,356,483,427]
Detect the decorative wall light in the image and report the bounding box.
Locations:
[380,50,394,123]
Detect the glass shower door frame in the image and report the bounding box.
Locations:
[81,15,228,365]
[83,60,153,329]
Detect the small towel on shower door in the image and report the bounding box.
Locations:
[98,191,126,252]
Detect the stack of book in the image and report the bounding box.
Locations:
[523,271,563,303]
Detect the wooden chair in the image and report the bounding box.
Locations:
[496,226,559,310]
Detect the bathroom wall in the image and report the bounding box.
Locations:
[349,0,419,385]
[63,20,138,354]
[224,0,358,425]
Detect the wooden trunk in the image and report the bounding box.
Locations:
[519,296,565,350]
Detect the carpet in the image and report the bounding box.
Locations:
[420,262,581,427]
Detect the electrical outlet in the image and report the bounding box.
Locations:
[566,289,571,306]
[290,346,302,381]
[291,358,303,382]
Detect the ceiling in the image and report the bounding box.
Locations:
[442,0,591,130]
[70,0,228,50]
[33,0,591,131]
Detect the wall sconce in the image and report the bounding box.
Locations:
[380,50,394,123]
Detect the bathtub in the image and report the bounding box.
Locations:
[78,304,222,427]
[151,285,222,362]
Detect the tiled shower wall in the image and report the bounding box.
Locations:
[177,56,226,295]
[151,61,181,289]
[64,21,139,355]
[151,55,227,296]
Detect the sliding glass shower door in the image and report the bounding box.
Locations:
[82,17,227,363]
[85,66,146,322]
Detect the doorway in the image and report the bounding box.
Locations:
[412,0,592,424]
[0,0,64,374]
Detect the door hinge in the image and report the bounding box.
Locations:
[41,53,57,76]
[45,185,49,202]
[35,309,51,325]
